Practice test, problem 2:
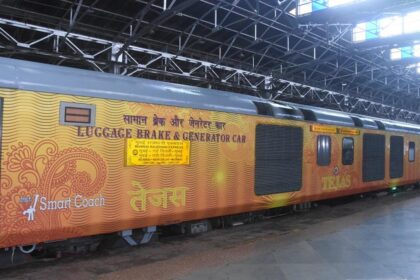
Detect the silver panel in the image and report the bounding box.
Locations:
[0,57,259,116]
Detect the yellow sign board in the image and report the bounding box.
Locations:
[310,125,360,136]
[310,125,338,134]
[338,128,360,135]
[126,139,190,166]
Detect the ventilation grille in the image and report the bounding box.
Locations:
[390,136,404,179]
[363,133,385,182]
[255,124,303,195]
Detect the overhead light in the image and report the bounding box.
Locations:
[389,44,420,61]
[328,0,355,7]
[353,9,420,42]
[297,0,366,16]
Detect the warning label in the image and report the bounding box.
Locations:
[126,139,190,166]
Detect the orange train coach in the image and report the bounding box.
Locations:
[0,57,419,257]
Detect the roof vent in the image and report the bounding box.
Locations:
[375,120,385,130]
[351,117,364,127]
[253,101,274,116]
[300,109,317,122]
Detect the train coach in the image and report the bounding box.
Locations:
[0,57,419,256]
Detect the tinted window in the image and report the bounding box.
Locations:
[342,137,354,165]
[390,136,404,179]
[409,142,415,162]
[317,135,331,166]
[255,125,303,195]
[65,107,91,123]
[363,134,385,182]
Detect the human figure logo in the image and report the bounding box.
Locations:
[22,195,39,222]
[21,194,105,221]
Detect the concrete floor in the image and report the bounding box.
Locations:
[3,190,420,280]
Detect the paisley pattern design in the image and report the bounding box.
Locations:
[0,140,107,246]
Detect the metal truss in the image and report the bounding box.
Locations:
[0,0,420,122]
[1,17,420,122]
[271,80,420,122]
[0,17,270,88]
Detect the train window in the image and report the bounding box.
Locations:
[60,102,96,126]
[342,137,354,165]
[363,134,385,182]
[317,135,331,166]
[390,136,404,179]
[409,142,415,162]
[255,124,303,195]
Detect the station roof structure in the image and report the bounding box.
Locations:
[1,0,420,122]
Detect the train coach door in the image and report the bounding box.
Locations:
[314,127,358,193]
[339,136,355,189]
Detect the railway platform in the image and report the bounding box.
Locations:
[3,189,420,280]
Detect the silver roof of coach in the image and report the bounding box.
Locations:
[0,57,420,134]
[0,57,260,116]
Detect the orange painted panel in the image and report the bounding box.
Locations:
[0,89,418,248]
